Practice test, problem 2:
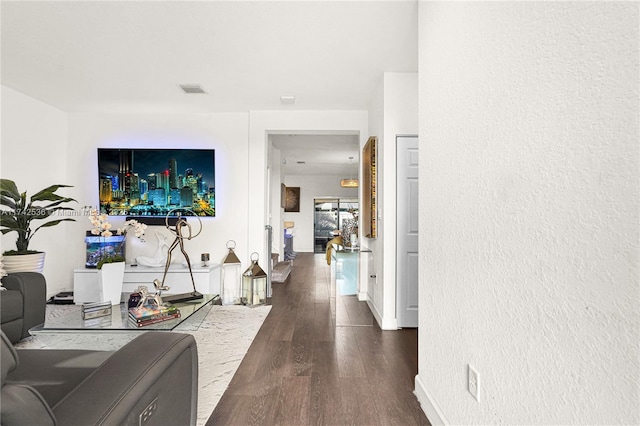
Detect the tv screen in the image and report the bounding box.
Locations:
[98,148,215,218]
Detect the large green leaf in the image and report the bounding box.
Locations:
[30,185,74,202]
[0,179,20,202]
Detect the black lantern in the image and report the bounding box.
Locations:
[241,252,267,307]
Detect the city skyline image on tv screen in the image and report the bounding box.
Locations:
[98,148,215,217]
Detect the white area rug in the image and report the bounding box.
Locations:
[16,303,272,425]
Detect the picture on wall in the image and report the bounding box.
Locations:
[281,183,286,208]
[284,186,300,212]
[362,136,377,238]
[98,148,215,218]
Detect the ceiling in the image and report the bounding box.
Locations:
[271,134,360,176]
[1,1,418,173]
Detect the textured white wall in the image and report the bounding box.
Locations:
[0,86,71,297]
[416,2,639,424]
[366,73,418,329]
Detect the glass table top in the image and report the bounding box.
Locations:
[31,294,219,334]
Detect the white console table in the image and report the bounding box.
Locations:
[73,263,221,304]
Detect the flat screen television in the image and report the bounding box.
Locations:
[97,148,215,219]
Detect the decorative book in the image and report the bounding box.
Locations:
[128,311,181,327]
[128,304,181,327]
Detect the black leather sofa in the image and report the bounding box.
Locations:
[2,330,199,425]
[0,272,199,425]
[0,272,47,344]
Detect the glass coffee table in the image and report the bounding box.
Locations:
[30,294,219,334]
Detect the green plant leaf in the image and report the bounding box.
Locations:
[30,185,74,202]
[0,179,20,201]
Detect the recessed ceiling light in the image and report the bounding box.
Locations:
[280,95,295,104]
[179,84,207,94]
[297,161,306,164]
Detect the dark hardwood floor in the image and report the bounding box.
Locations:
[207,252,430,425]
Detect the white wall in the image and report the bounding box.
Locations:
[416,2,639,425]
[366,73,418,329]
[282,175,357,253]
[1,91,251,297]
[0,86,72,296]
[65,112,250,284]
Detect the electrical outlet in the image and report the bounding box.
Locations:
[468,365,479,401]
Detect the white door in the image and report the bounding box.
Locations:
[396,136,419,328]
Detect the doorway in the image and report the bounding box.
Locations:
[313,198,358,253]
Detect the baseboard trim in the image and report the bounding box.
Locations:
[414,374,448,426]
[366,299,398,330]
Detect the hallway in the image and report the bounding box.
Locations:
[208,253,430,425]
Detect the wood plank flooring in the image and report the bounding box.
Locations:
[207,253,430,426]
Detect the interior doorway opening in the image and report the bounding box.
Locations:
[314,198,358,253]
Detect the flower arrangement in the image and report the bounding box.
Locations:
[89,209,147,269]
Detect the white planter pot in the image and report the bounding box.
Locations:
[98,262,125,305]
[2,252,46,273]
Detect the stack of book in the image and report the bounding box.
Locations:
[128,304,181,327]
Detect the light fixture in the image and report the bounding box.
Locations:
[340,156,359,188]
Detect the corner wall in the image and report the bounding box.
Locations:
[367,73,418,329]
[416,2,639,424]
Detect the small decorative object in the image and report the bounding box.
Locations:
[81,301,112,320]
[85,233,125,268]
[342,208,359,248]
[221,240,242,305]
[242,252,267,307]
[157,209,204,304]
[201,253,210,267]
[152,279,170,304]
[136,230,170,267]
[0,179,76,273]
[127,287,145,308]
[87,209,147,269]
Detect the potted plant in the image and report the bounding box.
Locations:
[0,178,77,273]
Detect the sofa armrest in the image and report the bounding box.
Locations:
[2,272,46,339]
[52,332,198,426]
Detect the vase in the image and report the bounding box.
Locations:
[2,252,46,273]
[98,262,125,305]
[342,219,358,248]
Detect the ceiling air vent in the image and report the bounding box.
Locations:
[179,84,207,94]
